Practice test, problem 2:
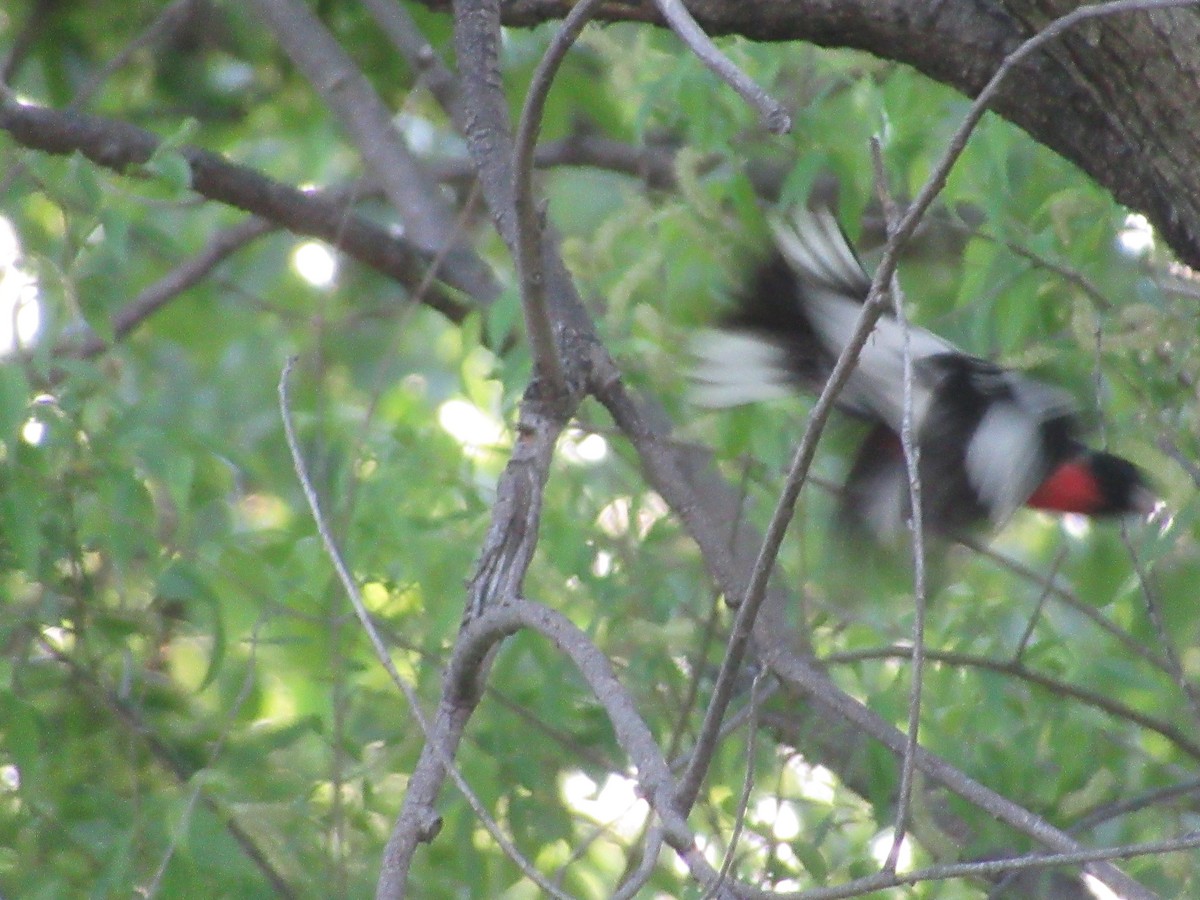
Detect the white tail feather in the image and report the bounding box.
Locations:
[767,207,868,294]
[689,331,795,408]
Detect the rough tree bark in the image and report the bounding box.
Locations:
[419,0,1200,270]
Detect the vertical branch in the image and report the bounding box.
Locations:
[676,262,892,811]
[704,671,768,900]
[375,3,603,892]
[870,137,928,874]
[511,0,608,392]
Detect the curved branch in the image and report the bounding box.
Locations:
[652,0,789,134]
[447,599,762,898]
[512,0,607,391]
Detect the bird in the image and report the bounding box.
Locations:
[691,205,1156,541]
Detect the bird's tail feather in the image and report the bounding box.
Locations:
[688,329,799,408]
[689,206,871,409]
[766,206,872,299]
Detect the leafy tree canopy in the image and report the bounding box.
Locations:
[1,1,1198,897]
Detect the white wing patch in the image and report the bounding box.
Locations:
[964,371,1077,522]
[965,402,1045,522]
[768,206,956,434]
[802,289,950,432]
[688,331,795,407]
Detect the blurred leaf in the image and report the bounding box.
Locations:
[157,561,226,691]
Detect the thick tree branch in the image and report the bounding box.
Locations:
[417,0,1200,271]
[0,100,472,322]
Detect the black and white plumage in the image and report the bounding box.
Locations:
[692,206,1155,539]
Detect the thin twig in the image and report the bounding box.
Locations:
[360,0,464,121]
[870,137,928,875]
[883,0,1200,303]
[678,269,892,811]
[1070,776,1200,834]
[705,671,768,900]
[56,217,275,360]
[944,213,1115,312]
[1120,524,1200,729]
[278,358,574,900]
[824,645,1200,763]
[670,680,780,775]
[651,0,791,134]
[1012,543,1069,664]
[963,534,1171,671]
[611,824,665,900]
[774,830,1200,900]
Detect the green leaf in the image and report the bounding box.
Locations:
[0,366,29,444]
[140,150,194,193]
[156,562,226,691]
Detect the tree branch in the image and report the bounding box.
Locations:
[248,0,500,303]
[651,0,789,134]
[512,0,607,392]
[759,643,1159,899]
[56,216,275,360]
[0,100,473,322]
[417,0,1200,271]
[281,359,572,900]
[825,645,1200,763]
[447,599,766,899]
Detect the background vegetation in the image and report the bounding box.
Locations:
[1,0,1198,897]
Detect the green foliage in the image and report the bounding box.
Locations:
[0,1,1197,898]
